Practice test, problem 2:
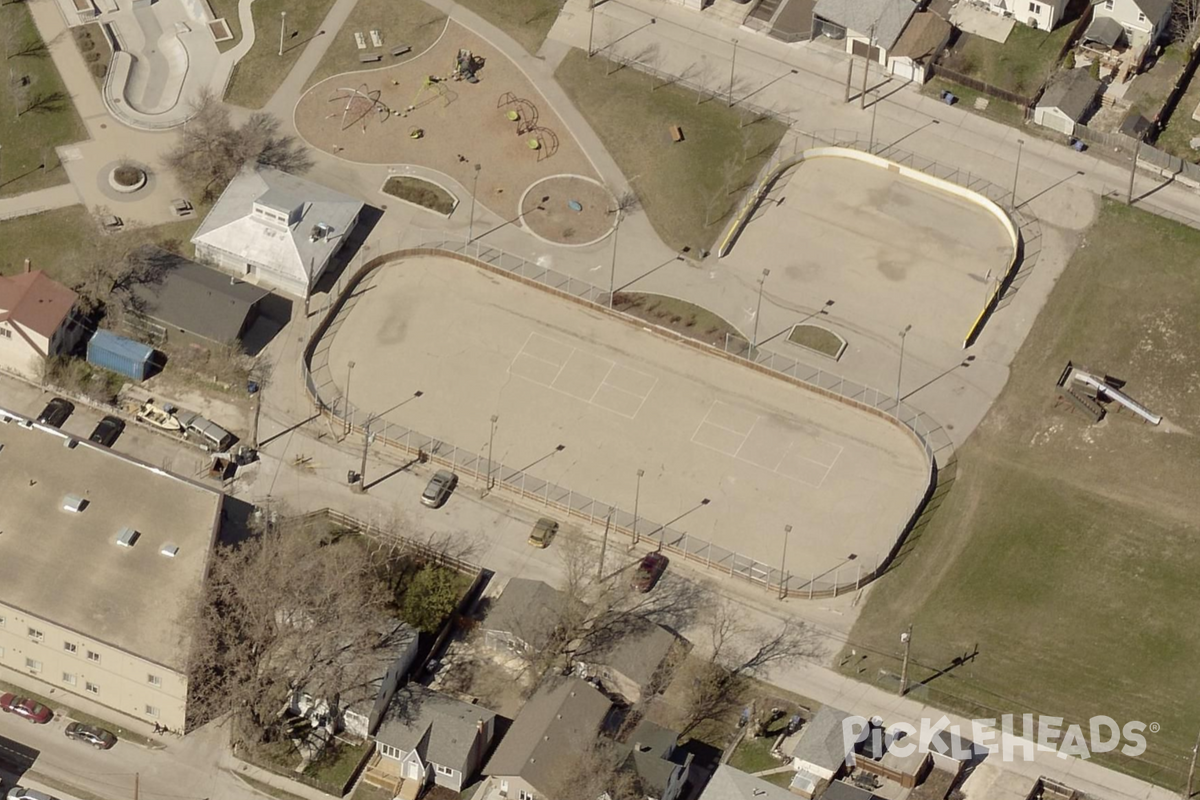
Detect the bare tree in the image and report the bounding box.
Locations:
[164,90,311,202]
[550,738,646,800]
[1171,0,1200,40]
[73,239,175,317]
[185,511,397,740]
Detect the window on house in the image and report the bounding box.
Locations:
[85,682,99,695]
[1029,2,1041,12]
[148,674,162,687]
[63,641,77,654]
[1104,0,1114,8]
[27,627,43,642]
[25,658,41,674]
[519,790,534,800]
[0,328,10,339]
[435,765,454,776]
[86,650,101,663]
[1138,12,1146,21]
[145,705,160,718]
[62,672,76,685]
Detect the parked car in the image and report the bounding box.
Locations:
[527,517,559,548]
[65,721,118,749]
[421,470,457,508]
[36,397,74,428]
[631,552,669,593]
[88,415,126,447]
[8,788,58,800]
[0,693,52,724]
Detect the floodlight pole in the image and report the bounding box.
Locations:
[1012,138,1024,209]
[468,163,482,242]
[899,624,914,696]
[728,39,738,107]
[486,414,498,491]
[895,325,911,419]
[279,11,286,57]
[588,0,596,58]
[1185,726,1200,799]
[778,524,792,599]
[751,268,770,353]
[344,360,356,435]
[608,212,620,308]
[631,468,644,546]
[860,24,875,110]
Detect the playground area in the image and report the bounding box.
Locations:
[314,254,931,582]
[727,156,1015,349]
[294,23,604,223]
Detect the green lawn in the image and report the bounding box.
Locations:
[1127,44,1188,122]
[555,48,786,254]
[841,201,1200,790]
[452,0,563,55]
[728,731,785,773]
[787,324,842,358]
[206,0,243,53]
[223,0,340,108]
[304,0,447,89]
[941,23,1075,97]
[305,739,372,794]
[0,1,87,199]
[921,77,1027,129]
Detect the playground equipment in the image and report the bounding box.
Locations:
[497,91,539,135]
[407,75,456,111]
[1054,361,1161,425]
[452,48,481,82]
[327,84,392,132]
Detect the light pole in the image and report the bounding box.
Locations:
[898,624,914,696]
[894,325,910,419]
[632,468,645,545]
[653,498,711,553]
[486,414,498,491]
[587,0,597,58]
[728,39,739,108]
[345,360,356,434]
[869,89,879,154]
[1011,138,1024,209]
[778,524,792,599]
[279,11,286,57]
[468,163,482,242]
[608,211,621,308]
[751,268,770,353]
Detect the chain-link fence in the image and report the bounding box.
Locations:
[301,243,939,600]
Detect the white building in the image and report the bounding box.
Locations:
[982,0,1069,30]
[192,165,363,299]
[1090,0,1172,50]
[0,269,84,381]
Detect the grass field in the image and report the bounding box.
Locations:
[555,48,786,254]
[1153,63,1200,160]
[840,201,1200,790]
[206,0,243,53]
[920,77,1027,129]
[941,23,1074,97]
[224,0,339,108]
[0,1,87,199]
[304,0,447,89]
[787,324,842,358]
[452,0,563,55]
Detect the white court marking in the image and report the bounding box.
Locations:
[507,332,657,419]
[690,400,843,488]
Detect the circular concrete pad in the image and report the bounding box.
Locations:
[521,175,617,246]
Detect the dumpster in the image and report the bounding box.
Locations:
[87,330,155,381]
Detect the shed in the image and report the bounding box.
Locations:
[1034,69,1101,134]
[87,330,155,381]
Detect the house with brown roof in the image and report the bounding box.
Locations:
[888,10,952,84]
[0,267,84,380]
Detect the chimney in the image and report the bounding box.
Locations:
[23,258,31,274]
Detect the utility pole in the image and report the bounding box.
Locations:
[751,268,770,353]
[1127,139,1140,205]
[1012,138,1025,209]
[844,60,853,104]
[859,25,875,110]
[344,360,356,435]
[468,163,482,242]
[608,211,621,308]
[869,88,879,154]
[358,418,374,491]
[898,624,914,696]
[778,524,792,599]
[1185,726,1200,799]
[598,508,613,580]
[134,773,140,800]
[895,324,911,419]
[631,468,644,546]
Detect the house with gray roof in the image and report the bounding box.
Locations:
[481,578,567,657]
[1090,0,1172,51]
[812,0,917,65]
[366,685,497,795]
[699,765,795,800]
[576,619,680,704]
[484,677,613,800]
[192,165,363,299]
[619,719,693,800]
[130,246,269,346]
[789,705,855,798]
[1034,69,1101,134]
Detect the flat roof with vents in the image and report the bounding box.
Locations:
[0,407,222,670]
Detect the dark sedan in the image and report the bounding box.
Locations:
[88,415,126,447]
[631,552,669,593]
[35,397,74,428]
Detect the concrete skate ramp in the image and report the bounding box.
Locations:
[121,5,189,116]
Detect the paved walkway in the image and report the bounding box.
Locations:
[0,183,80,221]
[210,0,260,97]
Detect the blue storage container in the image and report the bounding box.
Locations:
[86,330,155,381]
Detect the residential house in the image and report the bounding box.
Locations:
[699,766,795,800]
[575,619,680,704]
[0,268,84,381]
[1090,0,1172,50]
[365,685,497,797]
[130,246,269,347]
[480,579,566,658]
[1033,69,1101,134]
[192,165,363,299]
[820,783,882,800]
[789,705,855,798]
[980,0,1068,30]
[812,0,917,66]
[484,677,613,800]
[619,719,694,800]
[887,9,953,83]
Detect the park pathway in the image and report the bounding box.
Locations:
[0,183,81,221]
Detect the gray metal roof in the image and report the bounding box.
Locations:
[484,677,611,792]
[1037,69,1101,121]
[699,766,797,800]
[581,619,677,689]
[790,705,854,770]
[131,246,268,343]
[192,165,362,287]
[484,578,566,650]
[813,0,917,50]
[375,685,496,770]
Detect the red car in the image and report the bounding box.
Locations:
[632,552,669,593]
[0,693,52,724]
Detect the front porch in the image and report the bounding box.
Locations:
[361,752,422,800]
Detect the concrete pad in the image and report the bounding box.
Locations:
[949,4,1015,43]
[322,256,930,578]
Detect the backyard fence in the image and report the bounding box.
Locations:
[295,507,484,576]
[927,63,1036,109]
[301,243,941,601]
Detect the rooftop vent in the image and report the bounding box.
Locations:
[18,420,33,429]
[310,222,332,242]
[2,415,12,424]
[116,527,140,548]
[64,438,78,449]
[160,543,180,558]
[62,495,87,513]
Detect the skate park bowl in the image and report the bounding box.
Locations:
[101,0,220,129]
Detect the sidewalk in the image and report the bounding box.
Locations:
[0,183,80,221]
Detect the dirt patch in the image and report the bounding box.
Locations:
[383,175,456,215]
[610,292,740,348]
[520,175,615,245]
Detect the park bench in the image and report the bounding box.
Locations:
[391,44,411,57]
[669,125,684,143]
[359,52,382,63]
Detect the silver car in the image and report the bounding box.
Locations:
[421,470,457,508]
